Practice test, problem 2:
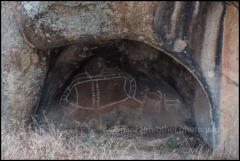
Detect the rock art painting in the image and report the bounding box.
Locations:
[60,57,142,121]
[58,57,188,129]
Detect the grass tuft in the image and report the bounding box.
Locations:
[1,119,235,160]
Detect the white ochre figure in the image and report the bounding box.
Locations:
[59,57,142,122]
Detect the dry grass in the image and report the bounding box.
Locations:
[0,119,234,160]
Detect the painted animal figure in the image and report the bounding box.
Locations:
[59,57,142,122]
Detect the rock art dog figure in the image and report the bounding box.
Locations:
[59,57,142,126]
[142,91,181,113]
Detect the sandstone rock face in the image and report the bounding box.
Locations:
[1,1,239,158]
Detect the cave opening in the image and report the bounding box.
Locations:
[35,39,213,148]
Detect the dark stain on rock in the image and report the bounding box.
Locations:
[154,1,226,147]
[154,2,225,110]
[212,3,226,138]
[190,2,209,65]
[181,2,195,40]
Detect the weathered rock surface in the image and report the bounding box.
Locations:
[1,2,47,125]
[13,1,158,50]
